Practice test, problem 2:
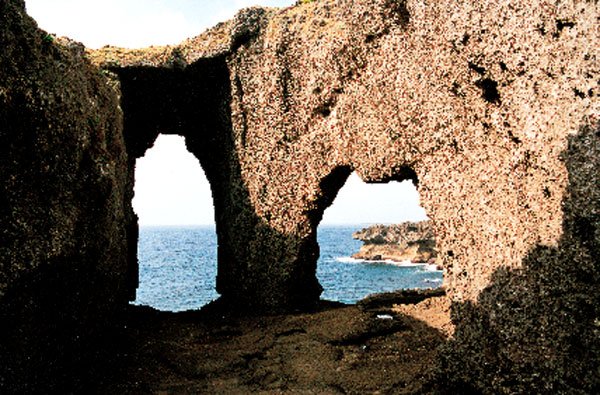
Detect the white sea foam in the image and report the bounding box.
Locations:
[335,256,366,264]
[424,278,443,284]
[424,264,442,272]
[386,260,427,267]
[335,256,394,264]
[335,256,429,268]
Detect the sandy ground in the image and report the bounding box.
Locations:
[95,295,451,394]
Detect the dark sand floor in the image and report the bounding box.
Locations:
[94,295,451,394]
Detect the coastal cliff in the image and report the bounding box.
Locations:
[352,222,437,263]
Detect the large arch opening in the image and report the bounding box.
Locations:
[317,172,442,304]
[131,134,219,311]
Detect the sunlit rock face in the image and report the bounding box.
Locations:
[352,222,437,263]
[93,0,598,391]
[0,0,132,391]
[95,0,597,304]
[1,0,598,392]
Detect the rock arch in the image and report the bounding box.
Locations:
[93,2,599,390]
[90,0,599,313]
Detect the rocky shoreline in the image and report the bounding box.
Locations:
[352,221,438,265]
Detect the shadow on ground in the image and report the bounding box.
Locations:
[93,299,448,394]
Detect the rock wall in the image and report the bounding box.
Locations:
[0,0,131,391]
[94,0,598,305]
[352,222,437,263]
[437,123,600,393]
[92,0,599,391]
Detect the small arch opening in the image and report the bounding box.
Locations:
[131,134,218,311]
[317,172,442,304]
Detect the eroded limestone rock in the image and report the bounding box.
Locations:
[90,0,598,391]
[352,222,437,263]
[92,0,598,307]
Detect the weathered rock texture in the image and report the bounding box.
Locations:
[91,0,599,391]
[1,0,599,392]
[352,222,437,262]
[0,0,133,391]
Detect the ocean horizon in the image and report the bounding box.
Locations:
[134,224,443,312]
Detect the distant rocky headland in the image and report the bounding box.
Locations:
[352,221,437,264]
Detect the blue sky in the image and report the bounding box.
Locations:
[25,0,427,226]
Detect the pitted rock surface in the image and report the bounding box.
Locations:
[352,222,437,263]
[90,0,599,391]
[92,0,598,306]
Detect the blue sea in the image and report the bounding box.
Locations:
[134,225,443,312]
